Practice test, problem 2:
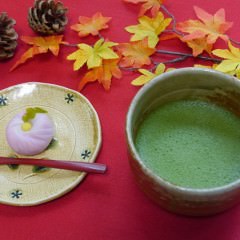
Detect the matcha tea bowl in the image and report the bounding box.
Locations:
[126,67,240,216]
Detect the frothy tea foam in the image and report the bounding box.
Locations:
[135,100,240,189]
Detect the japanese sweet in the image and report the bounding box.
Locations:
[6,107,55,156]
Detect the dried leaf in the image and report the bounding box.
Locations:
[67,39,119,70]
[124,0,164,17]
[117,38,155,68]
[212,41,240,78]
[71,12,111,37]
[186,38,213,57]
[159,32,213,57]
[131,63,174,85]
[21,35,65,56]
[125,12,171,48]
[10,47,46,71]
[11,35,65,71]
[177,7,233,45]
[78,59,122,91]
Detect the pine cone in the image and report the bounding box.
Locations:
[0,12,18,60]
[28,0,68,35]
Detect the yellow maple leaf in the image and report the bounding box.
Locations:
[212,41,240,78]
[125,12,171,48]
[124,0,164,17]
[10,35,65,71]
[71,12,111,37]
[131,63,174,86]
[67,38,119,70]
[194,64,218,69]
[117,38,155,68]
[177,7,233,45]
[78,59,122,91]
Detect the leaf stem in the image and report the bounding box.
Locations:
[229,37,240,46]
[161,5,184,37]
[119,66,138,72]
[63,43,78,47]
[150,56,188,71]
[162,56,189,64]
[98,33,105,40]
[156,49,221,63]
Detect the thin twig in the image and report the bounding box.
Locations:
[63,43,78,47]
[149,56,188,72]
[156,49,221,63]
[163,29,181,35]
[149,60,158,72]
[161,4,184,37]
[98,33,104,40]
[162,56,189,64]
[229,37,240,46]
[119,66,138,72]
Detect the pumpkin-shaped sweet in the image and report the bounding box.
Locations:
[6,108,55,156]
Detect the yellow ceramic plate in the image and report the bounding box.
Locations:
[0,83,101,206]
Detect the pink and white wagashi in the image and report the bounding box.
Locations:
[6,109,55,156]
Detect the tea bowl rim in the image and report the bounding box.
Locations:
[126,67,240,197]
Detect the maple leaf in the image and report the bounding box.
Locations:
[71,12,111,37]
[177,7,233,45]
[117,38,155,68]
[78,59,122,91]
[159,33,213,57]
[186,38,213,57]
[125,12,171,48]
[67,38,119,70]
[131,63,174,86]
[212,41,240,78]
[124,0,164,17]
[10,35,65,71]
[194,64,217,69]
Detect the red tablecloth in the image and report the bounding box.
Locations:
[1,0,240,239]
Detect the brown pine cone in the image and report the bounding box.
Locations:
[28,0,68,35]
[0,12,18,60]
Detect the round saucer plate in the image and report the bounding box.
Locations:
[0,82,102,206]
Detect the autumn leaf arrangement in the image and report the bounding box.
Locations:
[3,0,240,91]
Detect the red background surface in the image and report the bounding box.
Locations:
[1,0,240,239]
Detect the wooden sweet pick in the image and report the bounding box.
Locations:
[0,156,107,174]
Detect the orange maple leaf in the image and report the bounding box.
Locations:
[159,32,212,56]
[186,38,213,57]
[71,12,111,37]
[124,0,164,17]
[11,35,65,71]
[177,6,233,45]
[117,39,155,68]
[78,59,122,91]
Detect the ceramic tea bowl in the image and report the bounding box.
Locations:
[126,67,240,216]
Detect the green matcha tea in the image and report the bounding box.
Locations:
[135,99,240,189]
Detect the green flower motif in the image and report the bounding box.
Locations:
[0,95,8,106]
[65,93,74,104]
[11,189,22,199]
